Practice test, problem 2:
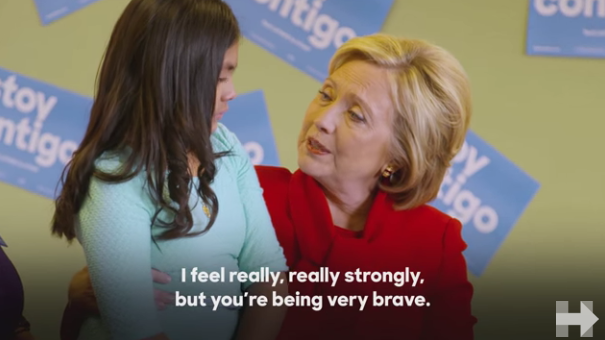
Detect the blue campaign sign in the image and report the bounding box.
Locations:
[33,0,103,25]
[0,234,6,247]
[429,130,540,277]
[0,69,277,200]
[219,90,280,166]
[526,0,605,58]
[226,0,394,82]
[0,68,91,199]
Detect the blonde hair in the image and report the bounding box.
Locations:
[328,34,472,210]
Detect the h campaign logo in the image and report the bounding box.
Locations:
[0,68,91,199]
[429,130,540,276]
[33,0,103,25]
[527,0,605,58]
[226,0,395,82]
[556,301,599,337]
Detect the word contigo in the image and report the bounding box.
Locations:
[243,141,264,165]
[0,74,78,168]
[436,140,498,234]
[176,291,429,312]
[183,267,423,288]
[534,0,605,18]
[255,0,357,49]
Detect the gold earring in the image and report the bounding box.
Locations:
[382,165,395,178]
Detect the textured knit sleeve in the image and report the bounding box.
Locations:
[214,124,288,290]
[76,158,163,340]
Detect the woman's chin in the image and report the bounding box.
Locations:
[297,147,315,168]
[298,154,327,178]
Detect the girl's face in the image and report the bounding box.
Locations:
[212,43,239,132]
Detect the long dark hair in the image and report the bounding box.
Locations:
[51,0,240,242]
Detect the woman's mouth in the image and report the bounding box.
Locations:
[306,137,330,155]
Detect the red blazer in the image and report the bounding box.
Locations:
[255,166,477,340]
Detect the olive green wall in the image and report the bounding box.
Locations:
[1,0,603,338]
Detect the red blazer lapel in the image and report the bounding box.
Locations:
[363,190,394,243]
[288,170,335,267]
[255,165,298,267]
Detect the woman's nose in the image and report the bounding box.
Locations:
[313,109,336,134]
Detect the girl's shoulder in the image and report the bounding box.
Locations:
[211,123,251,173]
[87,150,154,209]
[211,122,242,153]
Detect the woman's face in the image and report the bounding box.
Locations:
[297,59,395,189]
[212,43,239,132]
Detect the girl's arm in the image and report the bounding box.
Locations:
[77,168,169,340]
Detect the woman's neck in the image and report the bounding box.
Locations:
[320,180,377,232]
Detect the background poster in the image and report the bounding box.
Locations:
[33,0,103,25]
[526,0,605,58]
[0,64,538,275]
[429,130,540,276]
[226,0,395,82]
[0,67,91,199]
[220,90,281,166]
[0,70,280,199]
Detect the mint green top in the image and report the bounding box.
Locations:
[75,123,288,340]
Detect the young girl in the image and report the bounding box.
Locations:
[51,1,288,339]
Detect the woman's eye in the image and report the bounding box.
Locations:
[348,110,365,122]
[318,90,331,101]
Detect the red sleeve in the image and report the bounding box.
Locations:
[254,166,299,268]
[421,218,477,340]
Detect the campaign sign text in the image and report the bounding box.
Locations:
[33,0,103,25]
[225,0,395,82]
[429,130,540,277]
[0,68,91,199]
[527,0,605,58]
[220,90,280,166]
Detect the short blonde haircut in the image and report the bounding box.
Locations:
[328,34,472,210]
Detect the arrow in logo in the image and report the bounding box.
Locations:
[556,301,599,336]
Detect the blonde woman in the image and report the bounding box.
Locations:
[66,33,476,339]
